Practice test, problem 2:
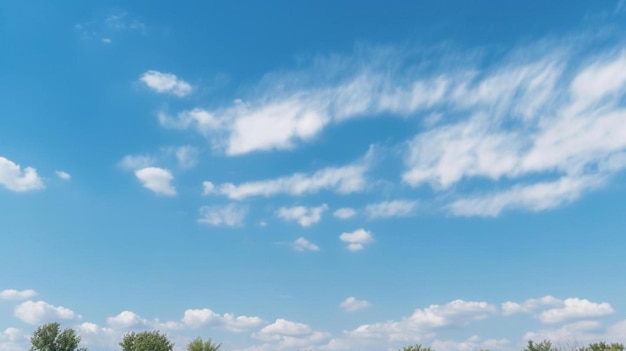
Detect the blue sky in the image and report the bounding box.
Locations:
[2,1,626,351]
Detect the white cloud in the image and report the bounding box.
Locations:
[255,319,313,339]
[365,200,417,219]
[449,175,603,217]
[0,157,44,192]
[14,300,79,325]
[340,297,370,312]
[430,335,509,351]
[524,320,603,344]
[204,150,372,200]
[401,48,626,216]
[155,37,626,219]
[140,70,192,97]
[107,311,147,328]
[55,171,71,180]
[333,207,356,219]
[0,289,36,300]
[221,314,265,332]
[198,204,247,227]
[157,52,452,156]
[539,298,614,324]
[152,40,626,214]
[119,154,155,170]
[0,327,26,351]
[500,296,563,316]
[276,204,328,227]
[1,327,22,341]
[174,146,199,169]
[251,319,332,351]
[292,237,320,252]
[182,308,220,328]
[182,308,263,332]
[202,181,217,195]
[339,229,374,251]
[327,299,497,348]
[102,37,111,44]
[134,167,177,196]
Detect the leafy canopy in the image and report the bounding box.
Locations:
[119,330,174,351]
[187,337,221,351]
[30,322,87,351]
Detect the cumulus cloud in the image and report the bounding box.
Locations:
[55,171,71,180]
[430,336,510,351]
[501,295,562,316]
[339,229,374,251]
[203,149,372,200]
[326,299,497,348]
[182,308,263,332]
[255,319,313,339]
[539,298,614,324]
[333,207,356,219]
[292,237,320,252]
[0,289,36,300]
[524,320,604,345]
[134,167,177,196]
[276,204,328,227]
[0,327,26,351]
[14,300,79,325]
[340,297,371,312]
[501,296,613,324]
[198,204,247,227]
[252,319,332,351]
[107,311,147,328]
[365,200,417,219]
[0,157,44,192]
[140,70,192,97]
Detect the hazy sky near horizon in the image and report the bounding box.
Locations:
[2,1,626,351]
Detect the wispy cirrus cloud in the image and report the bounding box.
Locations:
[365,200,417,219]
[159,35,626,216]
[402,47,626,216]
[203,148,373,200]
[198,204,247,227]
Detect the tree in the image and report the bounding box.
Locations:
[524,340,556,351]
[119,330,174,351]
[579,342,625,351]
[400,345,434,351]
[30,322,87,351]
[187,337,221,351]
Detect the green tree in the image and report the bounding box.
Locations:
[579,342,625,351]
[30,322,87,351]
[119,330,174,351]
[187,337,221,351]
[524,340,556,351]
[400,345,434,351]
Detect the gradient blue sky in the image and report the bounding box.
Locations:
[2,1,626,351]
